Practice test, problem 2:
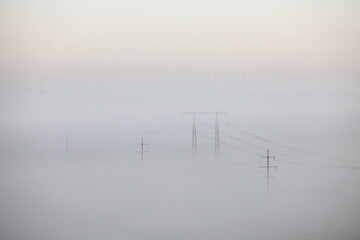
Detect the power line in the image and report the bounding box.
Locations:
[238,126,360,141]
[276,161,360,191]
[275,168,360,201]
[222,124,360,167]
[209,127,360,169]
[276,157,360,169]
[227,123,358,164]
[220,130,267,151]
[194,129,260,157]
[160,121,359,169]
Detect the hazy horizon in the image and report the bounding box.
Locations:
[1,0,360,239]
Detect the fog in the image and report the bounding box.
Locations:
[0,75,359,240]
[1,0,360,239]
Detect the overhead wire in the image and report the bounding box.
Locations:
[226,123,359,165]
[276,161,360,190]
[143,121,360,169]
[204,123,267,151]
[241,126,360,141]
[276,156,360,169]
[190,128,261,157]
[274,167,360,201]
[215,126,360,169]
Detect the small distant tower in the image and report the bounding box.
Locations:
[137,138,149,167]
[259,149,277,195]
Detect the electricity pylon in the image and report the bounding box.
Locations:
[259,149,277,194]
[137,138,149,167]
[183,110,228,159]
[182,112,198,159]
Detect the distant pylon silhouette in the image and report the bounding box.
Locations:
[259,149,277,194]
[137,138,149,167]
[183,110,227,159]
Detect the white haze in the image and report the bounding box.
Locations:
[0,76,360,240]
[1,0,360,239]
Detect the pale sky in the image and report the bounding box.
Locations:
[1,0,360,80]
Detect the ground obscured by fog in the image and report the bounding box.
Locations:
[0,77,359,240]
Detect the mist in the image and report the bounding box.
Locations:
[1,75,359,240]
[1,0,360,239]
